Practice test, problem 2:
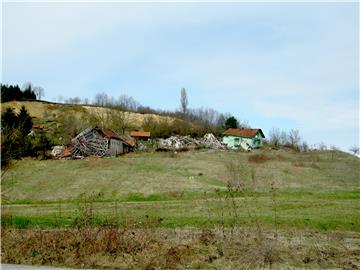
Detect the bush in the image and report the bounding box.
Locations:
[28,132,52,159]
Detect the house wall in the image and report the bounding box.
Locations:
[109,138,124,156]
[223,132,263,149]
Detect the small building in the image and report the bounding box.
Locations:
[223,128,265,150]
[130,131,151,141]
[100,128,134,156]
[72,127,134,157]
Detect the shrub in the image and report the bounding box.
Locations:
[248,154,273,163]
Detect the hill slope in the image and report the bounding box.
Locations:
[2,101,179,144]
[2,101,175,128]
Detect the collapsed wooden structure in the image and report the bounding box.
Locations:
[71,127,134,158]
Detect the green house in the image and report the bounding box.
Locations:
[223,128,265,150]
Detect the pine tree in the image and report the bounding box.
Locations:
[17,106,33,136]
[224,116,238,129]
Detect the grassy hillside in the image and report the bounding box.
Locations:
[2,149,359,231]
[2,101,174,124]
[1,101,174,144]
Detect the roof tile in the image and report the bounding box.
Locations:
[223,128,265,138]
[130,131,151,137]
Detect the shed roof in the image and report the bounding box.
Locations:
[100,128,121,139]
[119,135,136,147]
[223,128,265,138]
[96,127,134,147]
[130,131,151,137]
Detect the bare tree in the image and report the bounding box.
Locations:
[318,141,327,151]
[349,145,359,156]
[93,92,109,107]
[288,129,301,149]
[238,119,250,129]
[108,109,130,135]
[300,141,309,152]
[67,97,81,104]
[268,128,281,147]
[117,95,140,111]
[33,86,45,100]
[180,88,188,115]
[280,130,288,146]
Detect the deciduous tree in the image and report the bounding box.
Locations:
[180,88,188,116]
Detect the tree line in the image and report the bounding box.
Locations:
[56,88,248,138]
[1,83,44,102]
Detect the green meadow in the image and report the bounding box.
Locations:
[2,149,359,231]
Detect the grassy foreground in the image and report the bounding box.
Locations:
[1,149,360,269]
[2,149,359,231]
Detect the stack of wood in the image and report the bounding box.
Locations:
[71,128,109,158]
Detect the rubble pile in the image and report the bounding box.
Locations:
[157,133,225,151]
[51,146,65,158]
[201,133,225,149]
[136,141,149,152]
[240,141,252,151]
[158,135,202,150]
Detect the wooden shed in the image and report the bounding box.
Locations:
[71,127,134,157]
[100,128,133,156]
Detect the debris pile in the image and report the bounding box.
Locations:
[71,128,109,158]
[158,135,202,150]
[51,146,65,158]
[157,133,225,151]
[240,141,252,152]
[201,133,225,149]
[51,146,72,159]
[136,141,148,151]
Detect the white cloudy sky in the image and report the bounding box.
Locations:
[1,2,359,151]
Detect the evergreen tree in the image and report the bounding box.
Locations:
[224,116,238,129]
[18,106,33,136]
[1,106,34,165]
[1,85,22,102]
[2,107,18,129]
[1,84,37,102]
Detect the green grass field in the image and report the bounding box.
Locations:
[2,149,360,269]
[2,149,359,231]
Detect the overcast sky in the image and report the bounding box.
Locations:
[2,2,359,151]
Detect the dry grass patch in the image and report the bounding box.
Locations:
[248,154,274,163]
[2,227,359,269]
